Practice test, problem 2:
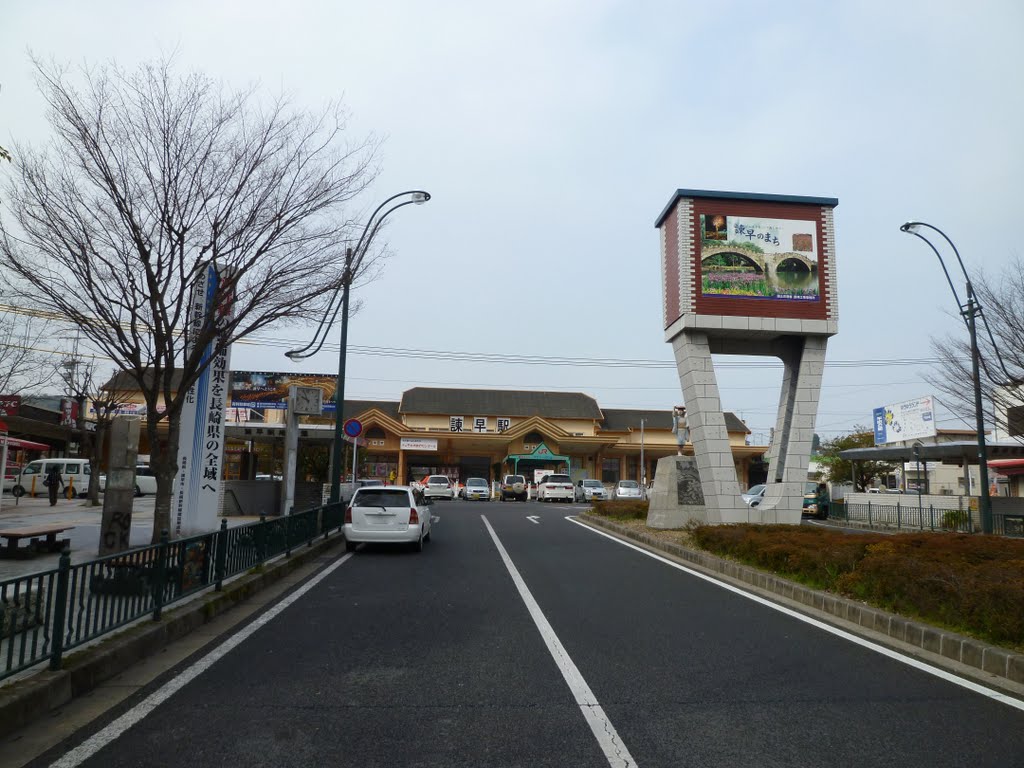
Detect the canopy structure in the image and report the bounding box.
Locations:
[503,442,570,472]
[837,440,1024,465]
[0,435,51,451]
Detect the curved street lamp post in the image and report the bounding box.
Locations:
[287,190,430,504]
[900,221,992,534]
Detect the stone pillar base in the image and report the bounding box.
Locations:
[646,455,707,529]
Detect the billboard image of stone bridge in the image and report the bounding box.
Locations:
[700,214,819,301]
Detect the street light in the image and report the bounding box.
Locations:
[287,190,430,504]
[900,220,992,533]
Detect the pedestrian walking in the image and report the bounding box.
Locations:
[44,465,64,506]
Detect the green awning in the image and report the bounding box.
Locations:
[503,441,570,467]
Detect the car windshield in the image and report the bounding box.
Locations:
[427,476,448,484]
[746,484,766,496]
[805,482,818,494]
[353,489,410,507]
[547,475,570,483]
[619,481,639,488]
[467,478,487,487]
[505,476,524,484]
[583,480,603,488]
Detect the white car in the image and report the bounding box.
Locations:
[463,477,490,501]
[574,479,608,503]
[344,485,432,552]
[537,473,574,502]
[422,475,455,500]
[613,480,643,500]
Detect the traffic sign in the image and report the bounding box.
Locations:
[343,418,363,438]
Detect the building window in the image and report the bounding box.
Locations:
[524,431,545,444]
[366,427,386,440]
[601,459,619,484]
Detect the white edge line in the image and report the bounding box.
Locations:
[565,516,1024,712]
[50,552,355,768]
[481,515,636,768]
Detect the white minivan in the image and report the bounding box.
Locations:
[13,459,92,498]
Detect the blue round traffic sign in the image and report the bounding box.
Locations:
[343,418,363,438]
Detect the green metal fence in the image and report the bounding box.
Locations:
[834,500,975,533]
[0,504,343,682]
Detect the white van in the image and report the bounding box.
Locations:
[13,459,93,498]
[99,465,159,497]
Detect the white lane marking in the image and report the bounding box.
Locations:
[50,552,356,768]
[481,515,636,768]
[526,515,540,524]
[566,516,1024,712]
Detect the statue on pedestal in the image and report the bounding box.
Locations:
[672,406,689,455]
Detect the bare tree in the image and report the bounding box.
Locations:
[56,351,132,504]
[928,255,1024,441]
[0,57,380,541]
[0,302,57,394]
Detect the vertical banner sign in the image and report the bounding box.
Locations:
[173,264,233,537]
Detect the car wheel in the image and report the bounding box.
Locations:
[345,539,358,553]
[412,535,424,553]
[424,528,431,542]
[11,484,24,498]
[134,484,142,497]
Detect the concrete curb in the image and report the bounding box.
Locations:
[0,532,345,740]
[578,513,1024,689]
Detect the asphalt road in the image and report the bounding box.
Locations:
[28,500,1024,767]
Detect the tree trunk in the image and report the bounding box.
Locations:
[149,416,181,543]
[87,420,107,504]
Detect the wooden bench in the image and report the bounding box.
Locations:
[0,524,75,559]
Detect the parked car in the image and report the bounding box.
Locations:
[537,473,574,502]
[574,478,608,503]
[802,481,830,519]
[344,485,432,552]
[422,475,455,501]
[613,479,643,500]
[13,458,94,498]
[742,483,767,507]
[500,474,527,502]
[2,463,22,493]
[98,465,159,497]
[463,477,490,501]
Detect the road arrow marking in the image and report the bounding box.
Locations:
[526,515,540,524]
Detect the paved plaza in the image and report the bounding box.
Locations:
[0,492,257,580]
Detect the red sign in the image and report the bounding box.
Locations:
[60,398,80,426]
[0,396,21,417]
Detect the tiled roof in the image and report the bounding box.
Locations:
[399,388,603,419]
[345,400,400,420]
[600,408,749,434]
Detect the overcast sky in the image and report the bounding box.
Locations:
[3,1,1022,442]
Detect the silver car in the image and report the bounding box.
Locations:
[742,484,766,507]
[574,479,608,503]
[463,477,490,501]
[613,480,643,500]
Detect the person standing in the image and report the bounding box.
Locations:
[45,465,64,506]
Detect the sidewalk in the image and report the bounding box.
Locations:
[0,492,258,581]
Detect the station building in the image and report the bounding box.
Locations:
[222,385,766,488]
[5,374,769,490]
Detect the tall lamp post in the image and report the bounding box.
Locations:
[900,221,992,533]
[287,190,430,504]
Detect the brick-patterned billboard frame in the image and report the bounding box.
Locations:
[657,189,838,336]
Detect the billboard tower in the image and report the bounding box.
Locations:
[655,189,839,524]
